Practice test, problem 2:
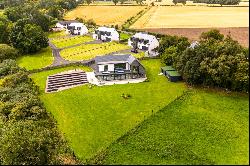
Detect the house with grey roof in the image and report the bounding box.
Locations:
[94,54,145,81]
[56,20,80,29]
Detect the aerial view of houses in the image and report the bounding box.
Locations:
[0,0,249,165]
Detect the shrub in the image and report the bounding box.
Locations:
[0,44,19,62]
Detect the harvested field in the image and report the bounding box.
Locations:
[131,6,249,29]
[141,27,249,47]
[64,6,146,26]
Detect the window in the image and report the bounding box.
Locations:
[104,65,108,71]
[114,63,126,70]
[106,32,111,36]
[77,27,81,30]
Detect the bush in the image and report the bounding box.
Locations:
[0,44,19,62]
[0,59,23,77]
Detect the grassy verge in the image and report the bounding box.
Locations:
[30,59,187,162]
[50,36,94,48]
[60,42,130,61]
[17,47,54,70]
[92,89,249,165]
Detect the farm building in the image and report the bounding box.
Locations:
[67,22,88,35]
[93,27,119,42]
[128,32,159,56]
[161,66,182,82]
[94,54,145,81]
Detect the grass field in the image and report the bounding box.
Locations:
[30,59,187,162]
[50,36,94,48]
[17,47,54,70]
[64,6,146,26]
[131,6,249,29]
[60,42,130,61]
[92,89,249,165]
[47,31,68,38]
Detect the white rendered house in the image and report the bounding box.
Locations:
[55,20,80,30]
[128,32,159,56]
[93,27,119,42]
[67,23,88,35]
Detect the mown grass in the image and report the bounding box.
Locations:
[60,42,130,61]
[120,33,131,40]
[17,47,54,70]
[50,35,94,48]
[93,89,249,165]
[47,31,68,38]
[30,59,187,162]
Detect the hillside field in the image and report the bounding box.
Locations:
[90,89,249,165]
[64,6,147,26]
[131,6,249,29]
[30,59,187,162]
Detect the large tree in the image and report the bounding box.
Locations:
[9,19,48,54]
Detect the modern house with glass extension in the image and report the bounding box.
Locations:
[93,27,119,42]
[128,32,159,56]
[94,54,145,81]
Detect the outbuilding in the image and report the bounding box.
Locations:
[161,66,182,82]
[93,27,119,42]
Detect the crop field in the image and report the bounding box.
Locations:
[17,47,53,70]
[30,59,187,162]
[92,89,249,165]
[131,6,249,29]
[60,42,130,61]
[143,27,249,47]
[64,6,146,26]
[50,36,94,48]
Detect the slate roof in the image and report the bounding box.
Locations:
[95,54,136,64]
[58,20,80,25]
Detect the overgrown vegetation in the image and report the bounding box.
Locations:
[159,29,249,92]
[0,59,78,165]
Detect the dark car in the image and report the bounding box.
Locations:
[131,48,138,53]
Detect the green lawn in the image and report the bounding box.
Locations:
[47,31,68,38]
[120,33,131,40]
[30,59,187,162]
[50,35,94,48]
[93,89,249,165]
[17,47,54,70]
[60,42,130,61]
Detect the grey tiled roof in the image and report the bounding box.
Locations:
[58,20,79,25]
[95,54,136,64]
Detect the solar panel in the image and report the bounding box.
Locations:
[46,71,89,93]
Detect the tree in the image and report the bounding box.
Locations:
[0,44,19,62]
[160,46,178,65]
[9,19,48,54]
[200,29,224,41]
[135,0,143,5]
[113,0,119,5]
[120,0,126,4]
[173,0,187,5]
[0,59,22,77]
[86,0,92,5]
[0,17,12,44]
